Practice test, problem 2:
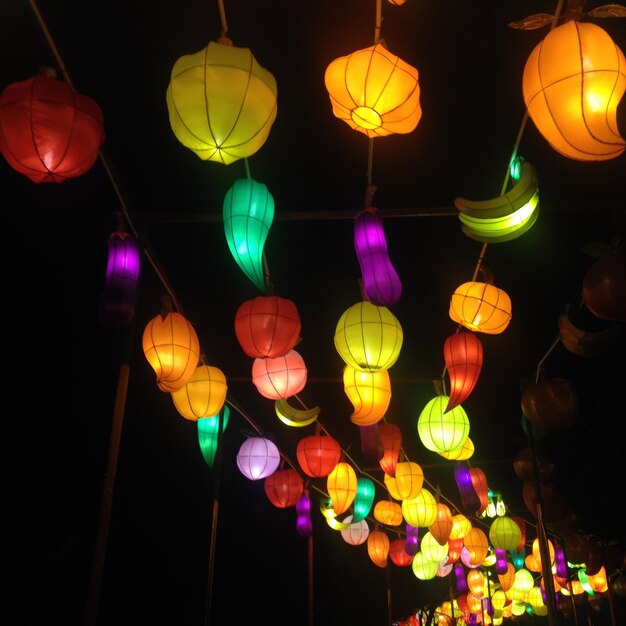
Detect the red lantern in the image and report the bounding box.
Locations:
[378,422,402,476]
[521,378,579,432]
[0,72,104,183]
[443,332,483,412]
[389,538,413,567]
[582,250,626,322]
[296,433,341,478]
[469,467,489,516]
[251,349,307,399]
[264,468,303,508]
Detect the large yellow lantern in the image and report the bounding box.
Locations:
[449,281,512,334]
[166,40,278,164]
[401,487,437,528]
[489,516,522,551]
[421,531,449,563]
[343,364,391,426]
[417,395,470,453]
[171,364,227,420]
[523,20,626,161]
[326,461,357,515]
[324,42,421,138]
[412,551,438,580]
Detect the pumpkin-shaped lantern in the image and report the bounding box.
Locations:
[522,20,626,161]
[325,42,421,138]
[0,72,104,183]
[234,295,301,358]
[343,365,392,426]
[296,433,341,478]
[449,281,512,334]
[521,378,579,432]
[373,500,404,526]
[443,332,483,412]
[334,300,403,372]
[326,461,357,515]
[236,436,280,480]
[378,422,402,476]
[251,349,307,399]
[367,529,390,567]
[142,305,201,392]
[264,468,303,508]
[417,395,470,453]
[489,516,522,551]
[171,364,227,420]
[582,250,626,321]
[389,538,413,567]
[340,514,370,546]
[223,178,275,292]
[166,40,277,164]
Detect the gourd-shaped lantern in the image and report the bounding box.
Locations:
[417,395,470,453]
[354,207,402,306]
[324,42,421,138]
[251,349,307,399]
[522,20,626,161]
[373,500,404,526]
[197,406,230,468]
[296,491,313,536]
[340,514,370,546]
[454,462,481,513]
[343,365,391,426]
[582,249,626,321]
[389,538,413,567]
[223,178,275,292]
[521,378,579,432]
[142,303,201,392]
[378,422,402,476]
[388,461,424,500]
[99,229,141,329]
[405,524,420,556]
[401,487,437,528]
[234,295,301,358]
[334,301,403,372]
[171,364,227,420]
[367,529,390,567]
[236,436,280,480]
[352,476,376,522]
[412,552,438,580]
[489,516,522,551]
[264,468,303,508]
[0,71,104,183]
[449,281,512,334]
[326,461,357,515]
[443,332,483,412]
[296,433,341,478]
[429,502,453,545]
[166,40,277,164]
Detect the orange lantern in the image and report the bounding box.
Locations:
[343,365,391,426]
[326,461,357,515]
[367,529,390,567]
[463,527,489,566]
[296,433,341,478]
[251,349,307,399]
[388,461,424,500]
[449,514,472,540]
[523,20,626,161]
[263,468,304,508]
[378,423,402,476]
[373,500,404,526]
[449,281,512,334]
[389,538,413,567]
[469,467,489,516]
[429,502,453,545]
[443,332,483,412]
[498,563,516,592]
[171,364,227,420]
[467,569,485,597]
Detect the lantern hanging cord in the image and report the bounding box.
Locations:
[216,0,229,39]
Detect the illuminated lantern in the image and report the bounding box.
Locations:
[412,552,438,581]
[334,300,403,372]
[263,468,303,508]
[142,305,200,392]
[236,436,280,480]
[467,569,485,597]
[251,350,307,399]
[498,563,516,592]
[296,491,313,536]
[455,461,481,512]
[447,538,464,564]
[418,395,470,453]
[367,529,390,567]
[171,364,227,420]
[326,461,357,515]
[401,487,437,528]
[454,564,469,593]
[389,461,424,500]
[99,229,141,329]
[343,365,391,426]
[582,249,626,321]
[463,527,489,566]
[378,423,402,476]
[438,437,475,461]
[374,500,403,526]
[340,514,370,546]
[421,531,449,564]
[389,538,413,567]
[449,514,472,540]
[489,517,522,551]
[166,40,277,164]
[296,433,341,478]
[223,178,274,292]
[0,71,104,183]
[234,295,301,358]
[491,590,508,611]
[522,20,626,161]
[197,406,230,467]
[405,524,420,555]
[511,516,527,552]
[494,548,509,575]
[512,567,534,593]
[521,378,579,432]
[352,477,376,522]
[469,467,489,516]
[429,502,453,545]
[437,561,454,578]
[532,537,555,569]
[449,281,512,334]
[353,207,402,306]
[443,332,483,412]
[324,42,421,138]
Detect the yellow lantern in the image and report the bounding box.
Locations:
[373,500,403,526]
[334,300,403,372]
[326,461,357,515]
[449,513,472,540]
[489,516,522,551]
[526,586,545,609]
[343,364,391,426]
[417,395,470,453]
[401,487,437,528]
[367,529,390,567]
[421,531,449,563]
[412,551,438,580]
[512,567,535,593]
[166,40,277,164]
[389,461,424,500]
[449,281,512,334]
[438,437,475,461]
[324,42,421,138]
[171,364,227,420]
[523,20,626,161]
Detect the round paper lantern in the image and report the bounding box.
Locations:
[449,514,472,540]
[443,332,483,412]
[446,538,464,564]
[421,531,449,564]
[324,42,421,138]
[166,40,277,164]
[582,250,626,321]
[263,468,303,508]
[512,567,534,593]
[412,551,438,581]
[373,500,403,526]
[334,301,403,372]
[449,281,512,334]
[429,502,453,545]
[367,529,390,567]
[463,527,489,566]
[296,433,341,478]
[0,72,104,183]
[234,295,301,358]
[326,461,357,515]
[340,515,370,546]
[251,349,307,399]
[393,461,425,500]
[489,516,522,551]
[522,20,626,161]
[343,365,392,426]
[521,378,579,432]
[171,364,227,420]
[417,395,470,453]
[142,308,201,392]
[236,436,280,480]
[401,488,437,528]
[389,538,413,567]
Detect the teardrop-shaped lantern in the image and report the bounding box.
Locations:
[354,207,402,306]
[367,529,390,568]
[324,42,421,138]
[142,304,201,393]
[417,395,470,453]
[171,364,227,420]
[343,364,391,426]
[334,300,403,372]
[522,20,626,161]
[263,468,304,508]
[378,423,402,476]
[340,514,370,546]
[470,467,489,516]
[449,281,512,334]
[429,502,453,546]
[296,433,341,478]
[197,406,229,467]
[234,295,301,358]
[223,178,275,292]
[326,461,357,515]
[166,40,277,164]
[352,476,376,522]
[0,72,104,183]
[236,436,280,480]
[443,332,483,412]
[373,500,404,526]
[99,229,141,329]
[251,349,307,399]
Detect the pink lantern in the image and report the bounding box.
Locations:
[236,436,280,480]
[251,349,307,399]
[443,332,483,412]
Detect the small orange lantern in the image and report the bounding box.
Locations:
[388,461,424,500]
[373,500,403,526]
[326,461,357,515]
[296,433,341,478]
[463,527,489,566]
[263,468,304,508]
[449,281,512,334]
[251,349,307,399]
[378,423,402,476]
[343,364,392,426]
[367,529,390,567]
[429,502,453,545]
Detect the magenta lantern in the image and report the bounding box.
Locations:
[296,491,313,536]
[251,349,307,399]
[443,332,483,412]
[0,72,104,183]
[236,436,280,480]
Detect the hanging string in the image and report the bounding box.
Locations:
[216,0,229,39]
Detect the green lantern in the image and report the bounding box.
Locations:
[197,406,230,467]
[352,476,376,522]
[417,395,470,453]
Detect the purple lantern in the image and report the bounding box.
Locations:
[296,491,313,536]
[353,207,402,306]
[454,563,468,593]
[494,548,509,575]
[404,523,420,556]
[454,461,481,513]
[236,436,280,480]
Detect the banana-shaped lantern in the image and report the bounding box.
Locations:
[274,397,320,427]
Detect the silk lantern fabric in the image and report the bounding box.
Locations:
[197,407,229,467]
[0,73,104,183]
[378,422,402,476]
[342,364,391,426]
[449,281,512,334]
[264,468,303,508]
[296,433,341,478]
[443,332,483,412]
[251,349,307,399]
[326,461,357,515]
[171,364,227,420]
[417,395,470,453]
[166,40,277,164]
[236,436,280,480]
